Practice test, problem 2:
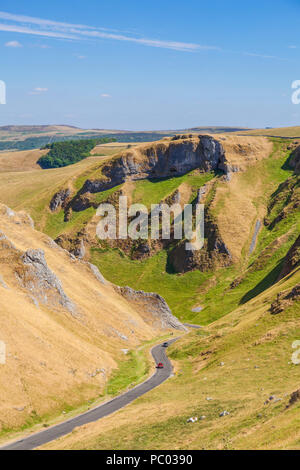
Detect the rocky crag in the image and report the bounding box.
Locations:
[270,283,300,314]
[47,134,271,273]
[0,203,188,431]
[116,286,187,331]
[279,235,300,280]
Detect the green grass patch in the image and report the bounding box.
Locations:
[45,207,96,239]
[91,248,210,321]
[133,171,214,209]
[105,350,150,397]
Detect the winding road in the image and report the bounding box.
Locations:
[1,338,179,451]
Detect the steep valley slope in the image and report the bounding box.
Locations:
[42,256,300,450]
[0,130,299,449]
[0,133,297,325]
[0,204,184,439]
[37,134,300,450]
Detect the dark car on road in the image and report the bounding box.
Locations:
[156,362,164,369]
[162,342,168,348]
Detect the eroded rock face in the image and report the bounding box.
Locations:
[270,284,300,314]
[287,389,300,408]
[88,263,107,285]
[279,236,300,280]
[116,286,187,331]
[0,205,34,228]
[168,212,232,273]
[50,189,71,211]
[290,146,300,174]
[73,239,85,259]
[81,135,227,195]
[19,249,77,316]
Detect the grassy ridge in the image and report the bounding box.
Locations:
[90,139,299,325]
[234,126,300,138]
[1,134,299,449]
[41,268,300,450]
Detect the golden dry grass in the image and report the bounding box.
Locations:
[0,125,116,143]
[0,156,109,230]
[41,266,300,450]
[0,204,168,437]
[232,126,300,138]
[0,134,298,450]
[91,143,134,156]
[211,138,288,262]
[215,134,273,171]
[0,149,47,172]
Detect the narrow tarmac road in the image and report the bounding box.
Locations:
[1,338,179,451]
[183,323,202,329]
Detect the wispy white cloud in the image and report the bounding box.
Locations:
[35,44,51,49]
[100,93,111,98]
[0,10,218,52]
[0,11,121,33]
[288,45,297,49]
[5,39,22,47]
[29,87,48,95]
[243,51,287,60]
[0,22,79,40]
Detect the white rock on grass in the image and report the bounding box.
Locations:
[187,417,198,423]
[219,411,230,417]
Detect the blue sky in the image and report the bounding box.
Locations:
[0,0,299,130]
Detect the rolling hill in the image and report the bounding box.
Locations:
[0,203,184,442]
[234,126,300,138]
[42,258,300,450]
[36,135,300,451]
[0,125,251,152]
[0,129,299,449]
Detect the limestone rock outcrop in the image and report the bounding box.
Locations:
[81,135,227,195]
[88,262,107,285]
[270,284,300,314]
[116,286,187,331]
[19,249,77,315]
[50,189,71,211]
[279,235,300,280]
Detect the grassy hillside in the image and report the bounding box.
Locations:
[88,138,298,323]
[0,132,299,450]
[41,264,300,450]
[0,136,297,325]
[0,125,252,151]
[233,126,300,138]
[39,137,299,451]
[0,148,46,172]
[0,204,181,442]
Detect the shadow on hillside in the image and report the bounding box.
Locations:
[268,153,293,203]
[281,151,294,171]
[240,258,285,305]
[145,168,222,185]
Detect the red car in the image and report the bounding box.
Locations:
[157,362,164,369]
